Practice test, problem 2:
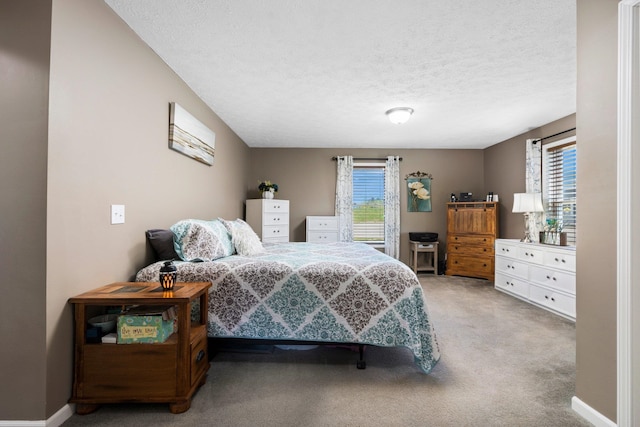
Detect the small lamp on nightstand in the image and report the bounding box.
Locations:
[512,192,544,243]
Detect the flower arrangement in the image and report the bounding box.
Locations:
[541,218,566,245]
[258,180,278,193]
[544,218,562,232]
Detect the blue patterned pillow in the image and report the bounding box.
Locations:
[171,219,234,262]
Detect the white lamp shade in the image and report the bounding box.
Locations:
[512,192,544,213]
[386,107,414,124]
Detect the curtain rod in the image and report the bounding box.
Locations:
[331,156,403,161]
[534,127,576,143]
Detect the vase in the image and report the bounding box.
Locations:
[262,189,274,199]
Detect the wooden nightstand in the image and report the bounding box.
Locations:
[69,282,211,414]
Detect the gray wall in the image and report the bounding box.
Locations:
[0,0,51,420]
[248,148,485,265]
[575,0,618,421]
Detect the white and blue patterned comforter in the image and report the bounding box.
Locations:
[136,242,440,373]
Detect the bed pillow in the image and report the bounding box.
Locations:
[145,229,179,261]
[170,219,234,262]
[219,218,265,256]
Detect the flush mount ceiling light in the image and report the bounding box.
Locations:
[385,107,414,124]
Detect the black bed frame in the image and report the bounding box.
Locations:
[208,338,367,369]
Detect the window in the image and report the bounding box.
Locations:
[543,137,577,245]
[352,163,385,244]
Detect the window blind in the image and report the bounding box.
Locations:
[352,166,385,243]
[545,141,577,244]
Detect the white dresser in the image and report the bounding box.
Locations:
[245,199,290,243]
[494,239,576,321]
[306,216,339,243]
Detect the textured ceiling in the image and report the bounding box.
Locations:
[105,0,576,149]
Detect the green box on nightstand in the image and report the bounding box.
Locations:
[117,305,177,344]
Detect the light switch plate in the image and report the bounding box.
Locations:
[111,204,125,224]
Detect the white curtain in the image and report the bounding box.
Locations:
[334,156,353,242]
[384,156,401,258]
[525,138,544,242]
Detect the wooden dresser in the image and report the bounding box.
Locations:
[445,202,499,280]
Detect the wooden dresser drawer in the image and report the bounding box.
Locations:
[447,255,494,279]
[448,234,494,248]
[448,241,494,257]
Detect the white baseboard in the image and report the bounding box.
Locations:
[0,404,74,427]
[572,396,616,427]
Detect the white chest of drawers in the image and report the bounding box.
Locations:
[306,216,339,243]
[245,199,290,243]
[494,239,576,321]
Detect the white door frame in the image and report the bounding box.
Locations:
[617,1,639,426]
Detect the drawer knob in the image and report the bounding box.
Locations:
[196,349,205,363]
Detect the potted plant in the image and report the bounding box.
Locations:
[258,180,278,199]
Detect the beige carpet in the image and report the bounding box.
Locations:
[62,275,590,427]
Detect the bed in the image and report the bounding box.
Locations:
[136,219,440,373]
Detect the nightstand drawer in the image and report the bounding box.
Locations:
[190,327,208,386]
[307,231,338,243]
[307,216,338,230]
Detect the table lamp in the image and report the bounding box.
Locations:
[512,193,544,243]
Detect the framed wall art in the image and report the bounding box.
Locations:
[169,102,216,165]
[405,171,433,212]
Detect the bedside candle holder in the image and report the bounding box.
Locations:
[159,260,177,290]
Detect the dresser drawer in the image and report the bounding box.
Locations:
[544,250,576,272]
[495,256,528,280]
[495,241,518,258]
[264,212,288,226]
[262,200,289,213]
[307,231,338,243]
[449,234,494,248]
[529,266,576,294]
[495,272,529,299]
[447,255,494,277]
[528,284,576,318]
[517,246,545,265]
[307,216,338,230]
[262,225,288,240]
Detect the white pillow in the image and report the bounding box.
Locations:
[231,224,265,256]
